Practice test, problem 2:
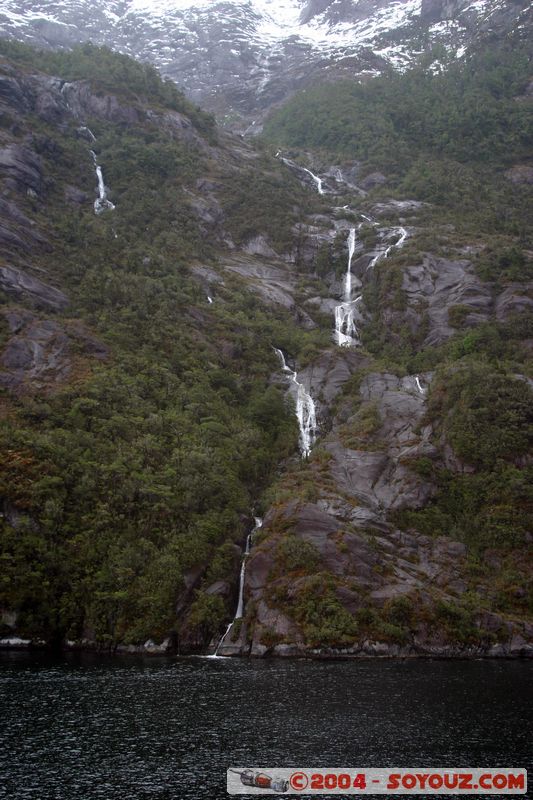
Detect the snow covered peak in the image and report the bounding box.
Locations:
[0,0,530,124]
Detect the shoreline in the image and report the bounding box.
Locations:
[1,638,532,660]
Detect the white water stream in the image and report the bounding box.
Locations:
[277,154,325,195]
[302,166,324,195]
[415,376,426,395]
[367,226,408,270]
[90,149,115,215]
[274,348,317,457]
[213,516,263,657]
[334,228,362,347]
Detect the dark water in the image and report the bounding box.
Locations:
[0,653,531,799]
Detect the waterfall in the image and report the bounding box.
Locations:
[415,376,426,395]
[273,346,292,374]
[367,226,408,271]
[302,166,324,195]
[78,125,96,142]
[207,296,213,304]
[334,228,362,347]
[274,348,317,457]
[90,150,115,215]
[213,517,263,657]
[344,227,356,299]
[396,227,408,248]
[277,154,324,195]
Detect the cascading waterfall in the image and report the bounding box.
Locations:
[302,166,324,195]
[415,376,426,395]
[78,125,96,142]
[276,153,325,195]
[273,348,317,458]
[367,226,408,271]
[334,228,362,347]
[90,149,115,215]
[213,517,263,657]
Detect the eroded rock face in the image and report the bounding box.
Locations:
[0,266,69,312]
[0,144,43,195]
[222,359,530,658]
[0,311,108,394]
[0,318,70,391]
[394,255,492,346]
[495,285,533,320]
[326,372,437,516]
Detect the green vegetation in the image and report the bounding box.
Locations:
[0,39,216,139]
[264,44,532,174]
[0,45,322,647]
[261,38,533,639]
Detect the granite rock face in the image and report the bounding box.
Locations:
[0,266,69,311]
[0,310,107,394]
[219,356,531,658]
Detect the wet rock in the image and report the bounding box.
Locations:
[33,77,66,122]
[508,634,533,657]
[0,75,29,113]
[0,266,69,311]
[146,109,203,146]
[222,255,298,310]
[371,199,427,216]
[0,199,51,261]
[188,195,224,228]
[191,265,225,286]
[298,348,368,410]
[205,580,231,597]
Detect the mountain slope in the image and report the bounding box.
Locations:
[0,42,531,658]
[0,41,328,649]
[0,0,532,126]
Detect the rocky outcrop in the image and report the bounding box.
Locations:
[60,80,142,125]
[0,144,43,195]
[387,255,492,346]
[0,309,107,394]
[327,372,436,514]
[494,285,533,320]
[0,266,68,311]
[505,165,533,185]
[220,492,533,658]
[221,254,318,328]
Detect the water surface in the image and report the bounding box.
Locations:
[0,654,531,799]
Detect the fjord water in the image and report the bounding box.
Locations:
[0,655,530,799]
